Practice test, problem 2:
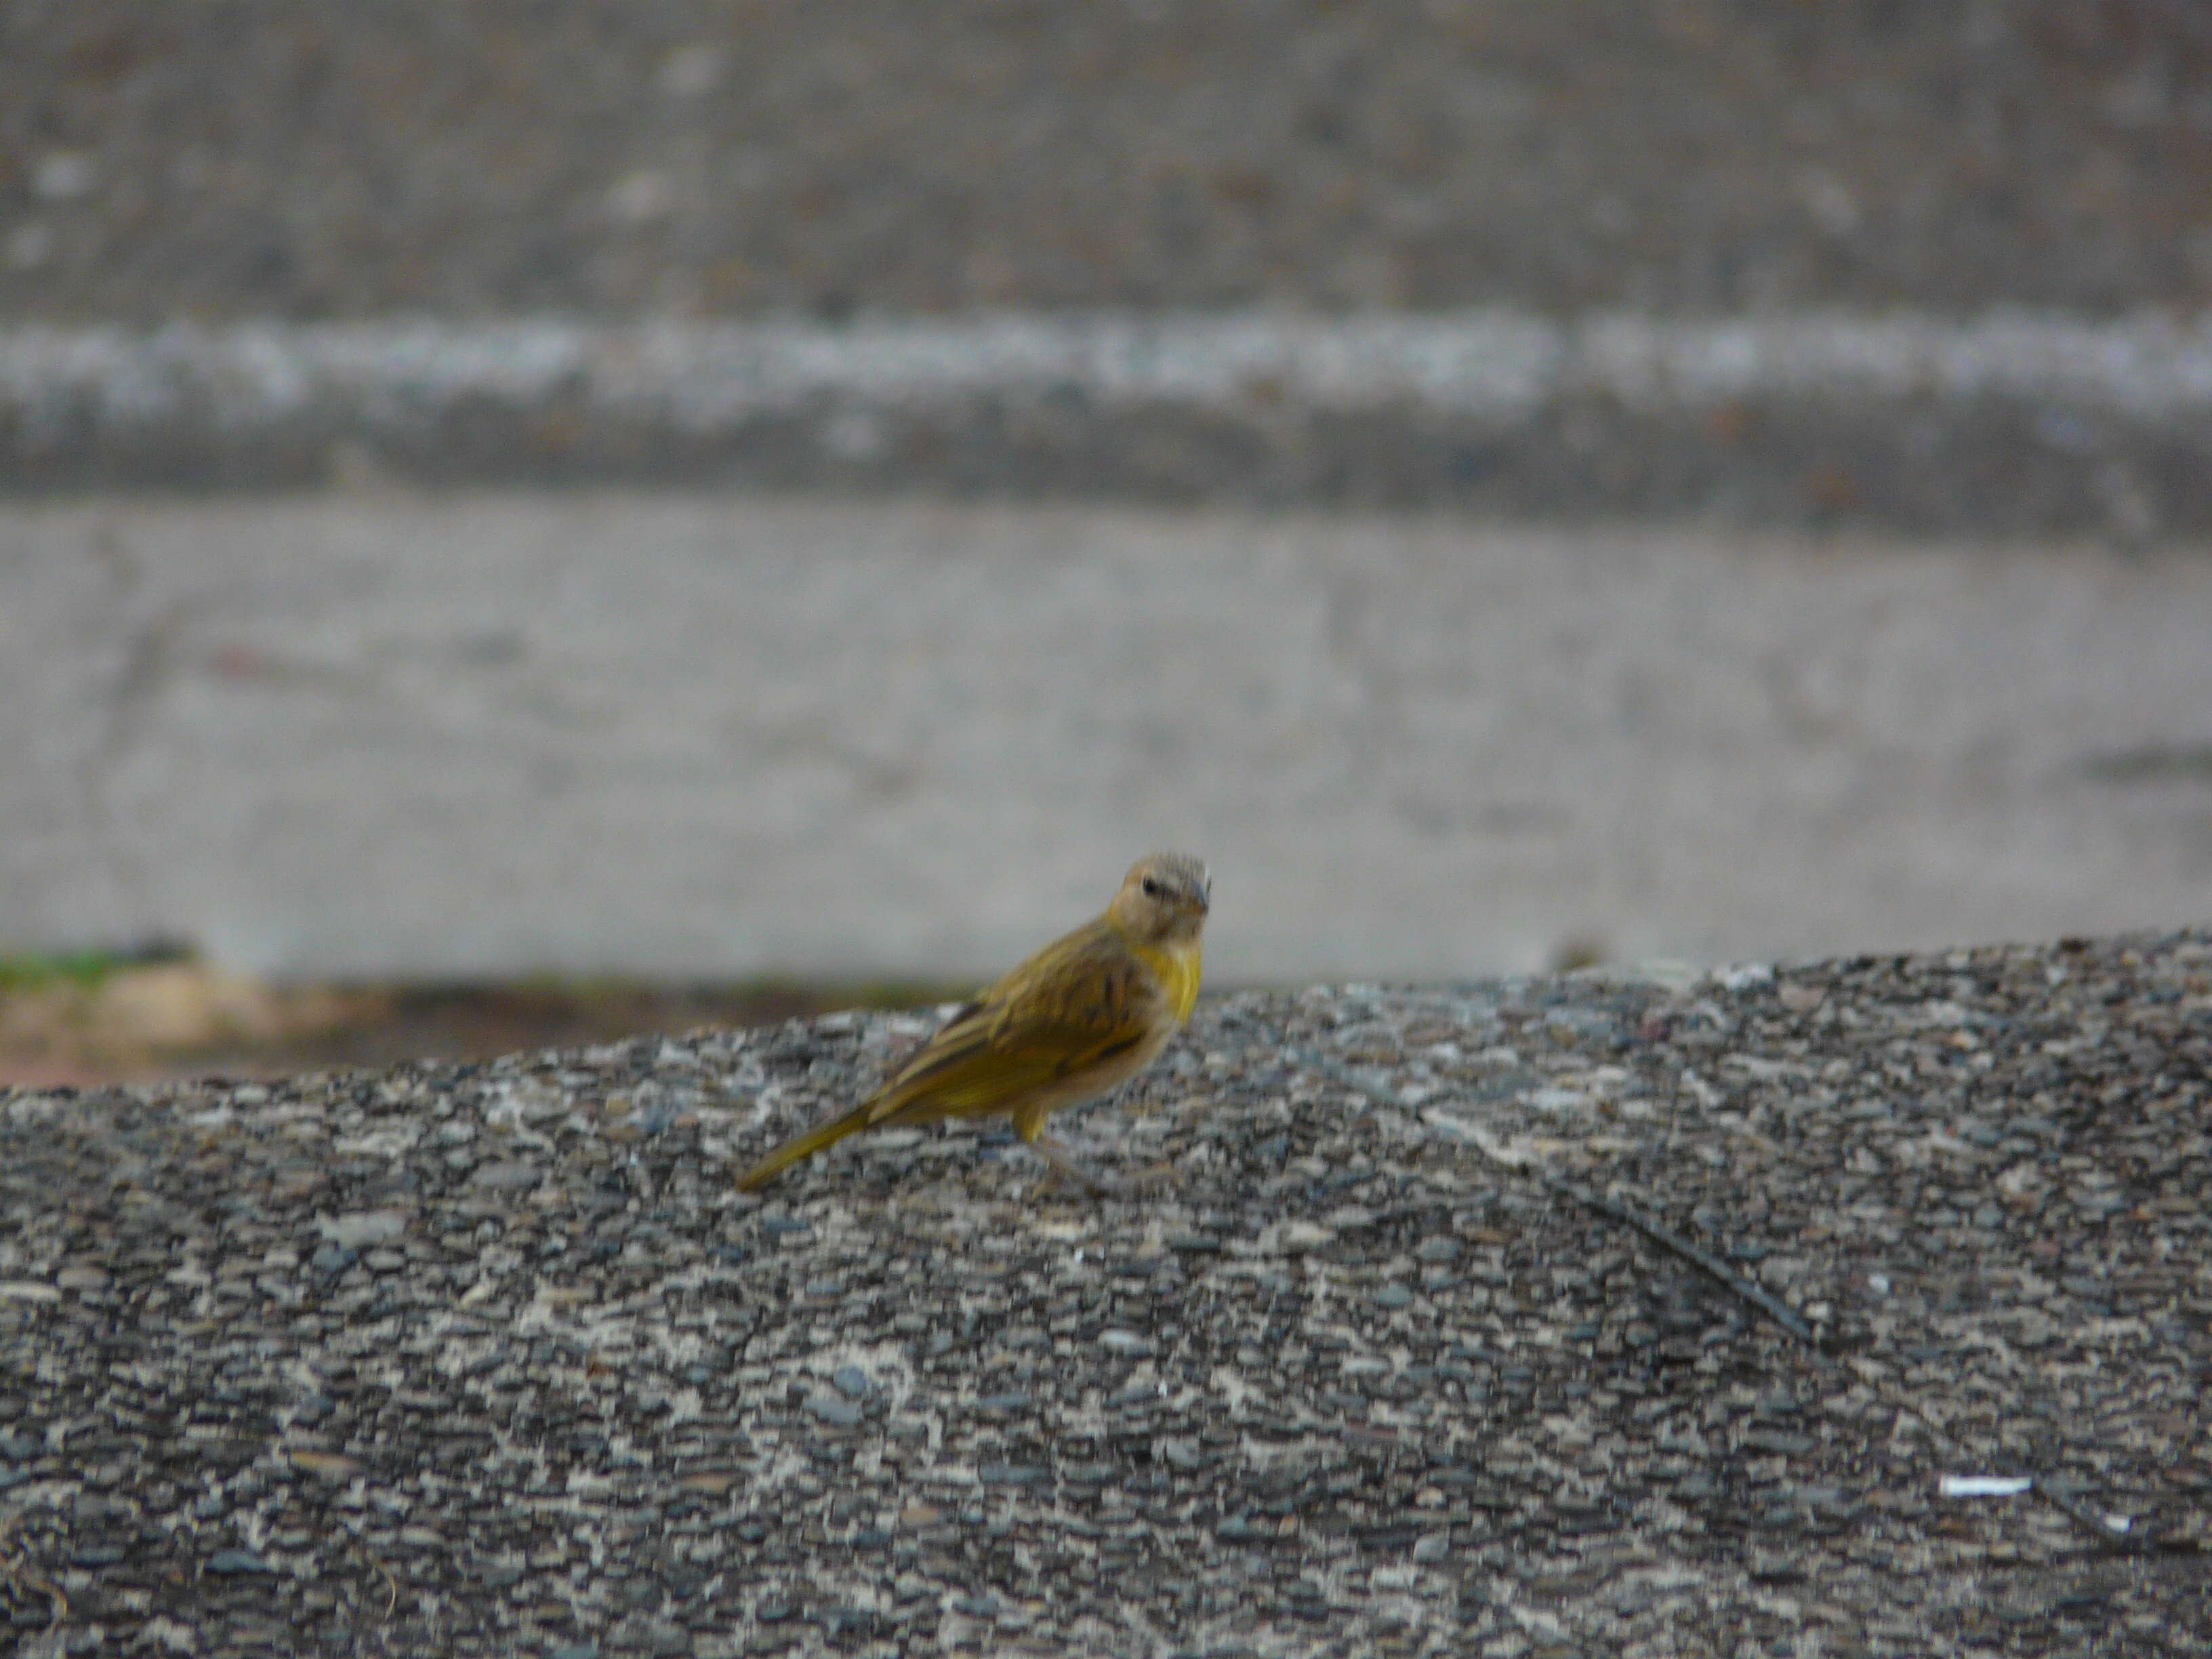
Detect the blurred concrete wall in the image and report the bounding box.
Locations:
[7,3,2207,319]
[3,2,2208,979]
[5,495,2207,981]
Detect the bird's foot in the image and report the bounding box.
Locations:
[1124,1158,1178,1190]
[1029,1136,1126,1198]
[1029,1139,1181,1197]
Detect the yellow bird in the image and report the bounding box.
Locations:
[735,853,1210,1193]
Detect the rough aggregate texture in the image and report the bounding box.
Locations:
[3,930,2209,1655]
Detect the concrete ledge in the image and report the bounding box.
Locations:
[2,929,2205,1652]
[7,312,2212,529]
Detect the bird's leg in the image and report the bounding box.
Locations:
[1011,1103,1124,1197]
[1107,1080,1191,1187]
[1027,1134,1125,1198]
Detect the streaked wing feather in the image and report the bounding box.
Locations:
[864,921,1160,1124]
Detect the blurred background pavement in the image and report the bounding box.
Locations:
[2,1,2208,1078]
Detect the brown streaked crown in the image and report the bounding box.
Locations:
[1107,852,1210,945]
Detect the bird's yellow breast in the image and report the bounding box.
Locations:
[1129,939,1202,1025]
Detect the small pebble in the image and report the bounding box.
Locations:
[804,1393,863,1428]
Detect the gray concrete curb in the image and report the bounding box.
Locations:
[6,495,2208,982]
[7,312,2212,530]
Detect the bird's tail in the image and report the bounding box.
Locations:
[735,1103,874,1191]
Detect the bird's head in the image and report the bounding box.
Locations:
[1107,852,1211,947]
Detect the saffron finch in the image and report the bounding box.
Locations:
[735,853,1210,1192]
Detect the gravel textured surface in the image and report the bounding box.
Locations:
[3,2,2209,321]
[3,930,2208,1654]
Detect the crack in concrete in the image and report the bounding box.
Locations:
[75,521,223,946]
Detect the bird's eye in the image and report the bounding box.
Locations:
[1141,876,1161,897]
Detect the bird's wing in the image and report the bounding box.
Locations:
[863,920,1160,1123]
